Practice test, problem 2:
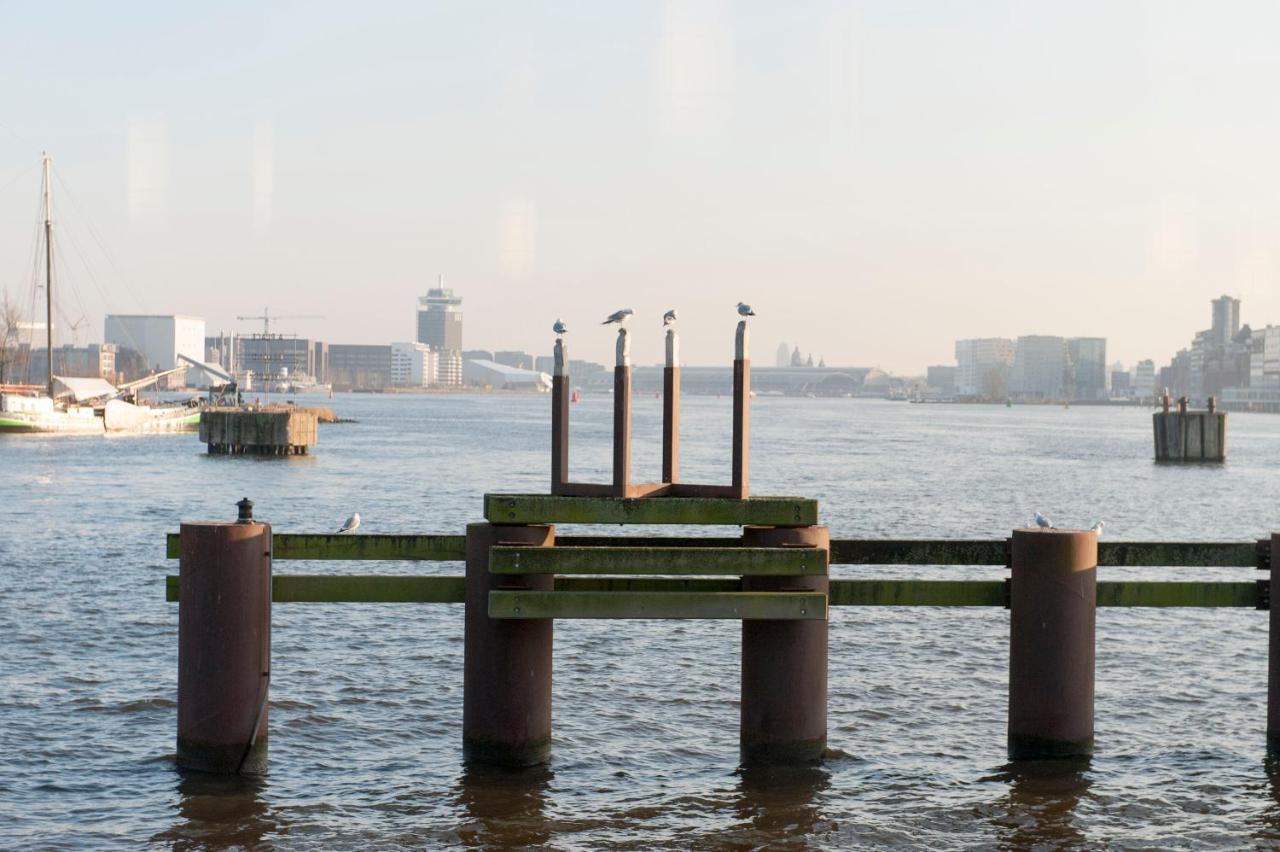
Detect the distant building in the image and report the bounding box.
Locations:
[1211,295,1241,345]
[790,346,803,367]
[329,344,392,390]
[1067,337,1107,401]
[463,359,551,391]
[417,280,463,351]
[236,336,324,386]
[390,341,438,387]
[1132,360,1155,398]
[1110,370,1131,396]
[494,350,534,370]
[13,343,117,383]
[104,314,205,387]
[954,338,1015,399]
[926,365,956,395]
[463,349,494,362]
[776,342,790,369]
[1010,336,1068,401]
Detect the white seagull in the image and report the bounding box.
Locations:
[337,512,361,534]
[1090,521,1105,536]
[1033,512,1054,529]
[602,308,634,326]
[663,309,678,326]
[736,302,756,317]
[552,318,568,335]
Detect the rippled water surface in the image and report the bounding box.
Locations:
[4,394,1280,849]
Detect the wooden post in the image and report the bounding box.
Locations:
[464,522,555,766]
[1008,528,1097,760]
[1268,533,1280,757]
[732,321,750,499]
[177,506,271,774]
[551,338,569,494]
[663,329,680,484]
[613,328,631,497]
[740,524,829,765]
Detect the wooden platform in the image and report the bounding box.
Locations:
[489,545,827,575]
[483,494,819,526]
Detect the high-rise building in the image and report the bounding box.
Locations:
[1067,337,1107,401]
[416,278,463,352]
[776,342,790,368]
[104,314,205,387]
[1010,336,1068,401]
[1132,359,1155,399]
[391,341,438,387]
[954,338,1015,399]
[1211,295,1241,345]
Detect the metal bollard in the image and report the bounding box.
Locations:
[740,524,829,765]
[177,500,271,773]
[1269,534,1280,757]
[463,522,555,766]
[1008,528,1097,760]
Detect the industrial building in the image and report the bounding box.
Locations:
[105,314,205,387]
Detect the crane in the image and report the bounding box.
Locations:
[235,307,323,338]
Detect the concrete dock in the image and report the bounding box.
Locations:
[200,407,319,455]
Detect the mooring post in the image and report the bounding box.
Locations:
[177,498,271,774]
[613,328,631,497]
[732,321,751,499]
[663,328,680,484]
[464,521,555,766]
[1008,528,1097,760]
[740,524,829,765]
[551,338,569,494]
[1269,533,1280,757]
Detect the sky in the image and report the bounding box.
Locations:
[0,1,1278,373]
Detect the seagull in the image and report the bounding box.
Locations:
[663,309,678,326]
[552,318,567,335]
[1033,512,1054,529]
[337,512,361,534]
[1090,521,1105,536]
[602,308,634,326]
[736,302,755,317]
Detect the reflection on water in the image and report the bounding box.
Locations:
[724,764,832,846]
[1254,758,1280,844]
[985,757,1093,850]
[151,770,279,849]
[454,763,553,848]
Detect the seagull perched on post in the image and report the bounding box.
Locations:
[663,309,678,326]
[1033,512,1053,529]
[1090,521,1105,536]
[602,308,634,326]
[737,302,755,317]
[552,318,567,336]
[337,512,361,534]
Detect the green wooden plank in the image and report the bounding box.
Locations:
[165,574,465,603]
[483,494,819,526]
[831,540,1008,566]
[555,577,741,593]
[1097,542,1257,568]
[1096,580,1258,607]
[490,546,826,575]
[165,533,466,561]
[830,579,1006,606]
[489,590,827,620]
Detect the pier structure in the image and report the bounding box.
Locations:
[200,407,318,455]
[1153,393,1227,462]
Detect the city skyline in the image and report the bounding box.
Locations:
[2,3,1279,372]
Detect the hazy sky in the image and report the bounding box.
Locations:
[1,1,1277,372]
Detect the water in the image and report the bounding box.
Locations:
[4,394,1280,849]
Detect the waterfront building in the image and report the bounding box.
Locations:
[1111,370,1131,396]
[329,343,392,390]
[954,337,1015,399]
[463,359,551,391]
[926,365,956,395]
[236,336,323,386]
[1010,336,1067,401]
[1132,360,1155,399]
[417,280,462,351]
[495,350,534,370]
[1068,337,1107,401]
[390,341,439,387]
[776,343,790,368]
[104,314,205,387]
[1212,295,1241,345]
[10,343,117,383]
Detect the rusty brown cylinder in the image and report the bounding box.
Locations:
[464,522,555,766]
[732,359,750,499]
[1008,528,1097,760]
[740,524,829,766]
[1269,534,1280,757]
[177,521,272,774]
[551,374,569,492]
[613,366,631,495]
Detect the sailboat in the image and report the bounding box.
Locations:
[0,155,201,434]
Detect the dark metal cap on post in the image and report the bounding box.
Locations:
[237,497,254,524]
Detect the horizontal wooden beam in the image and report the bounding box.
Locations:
[489,546,827,575]
[164,574,464,602]
[165,533,466,561]
[488,590,827,620]
[484,494,819,526]
[1095,580,1258,607]
[831,579,1007,606]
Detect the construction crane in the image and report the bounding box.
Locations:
[235,307,323,337]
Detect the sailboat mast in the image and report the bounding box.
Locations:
[42,154,54,398]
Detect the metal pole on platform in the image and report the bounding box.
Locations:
[551,338,569,494]
[177,498,271,774]
[732,321,750,499]
[1008,527,1097,760]
[613,328,631,497]
[740,524,829,765]
[464,522,555,766]
[663,328,680,484]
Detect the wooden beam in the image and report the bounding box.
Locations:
[165,574,465,602]
[489,546,827,575]
[483,494,818,526]
[165,533,466,561]
[830,579,1007,606]
[488,590,826,620]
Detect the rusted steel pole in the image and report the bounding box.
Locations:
[177,502,271,774]
[1269,533,1280,757]
[464,522,555,766]
[1008,528,1097,760]
[613,328,631,497]
[740,524,829,765]
[551,338,569,494]
[663,328,680,484]
[732,321,750,499]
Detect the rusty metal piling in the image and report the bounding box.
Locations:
[1007,528,1097,760]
